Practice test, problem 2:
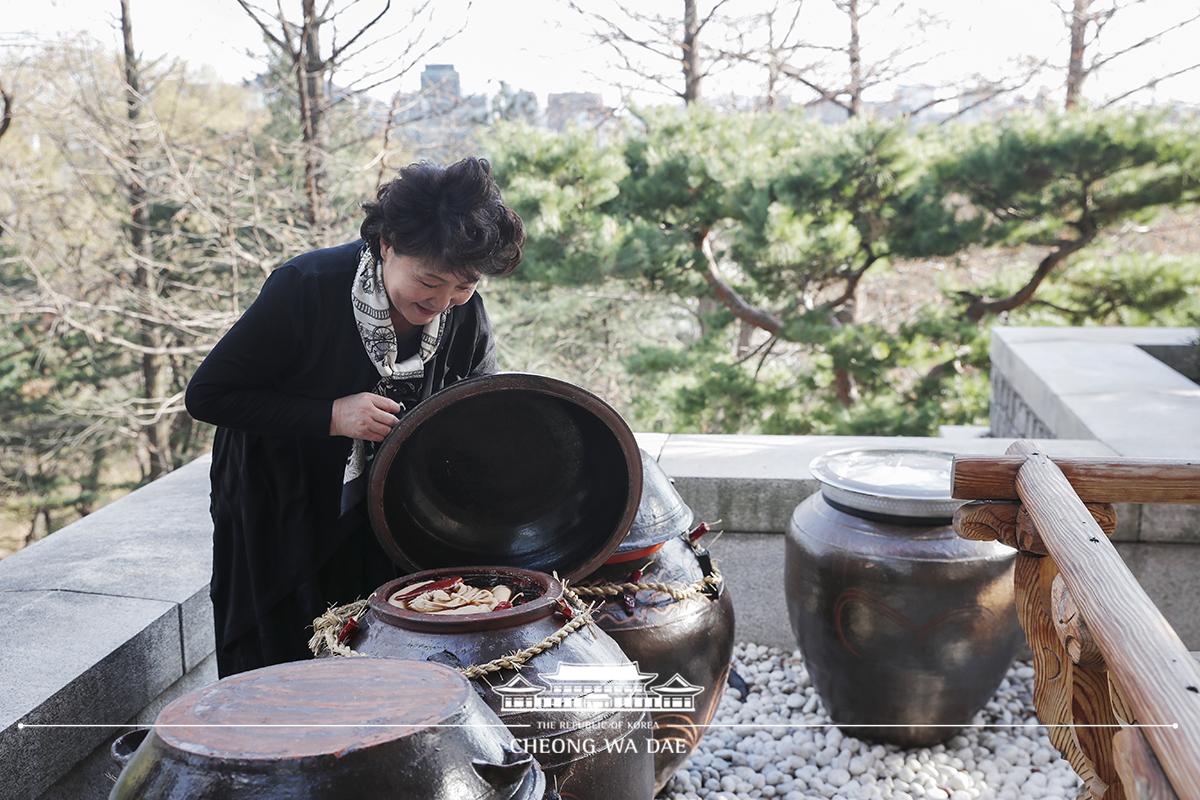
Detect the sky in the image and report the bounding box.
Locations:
[3,0,1199,109]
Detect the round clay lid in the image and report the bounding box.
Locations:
[155,659,474,760]
[368,373,643,581]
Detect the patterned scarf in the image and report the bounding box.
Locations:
[340,245,447,514]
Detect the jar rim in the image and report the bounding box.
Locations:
[369,566,560,633]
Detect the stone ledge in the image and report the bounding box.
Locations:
[633,432,669,461]
[706,532,791,650]
[991,327,1197,345]
[0,457,214,641]
[0,457,214,796]
[991,326,1200,459]
[1114,542,1200,648]
[0,590,182,799]
[37,653,219,800]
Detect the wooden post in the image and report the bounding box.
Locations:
[1007,441,1200,796]
[1050,574,1125,799]
[1015,553,1109,796]
[1114,727,1180,800]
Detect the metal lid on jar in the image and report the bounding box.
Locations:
[613,449,696,555]
[809,448,962,522]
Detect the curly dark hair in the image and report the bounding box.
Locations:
[360,157,524,280]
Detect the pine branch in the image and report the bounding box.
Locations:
[696,231,783,335]
[963,232,1095,322]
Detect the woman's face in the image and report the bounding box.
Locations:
[380,242,479,327]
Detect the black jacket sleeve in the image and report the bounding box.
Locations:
[185,266,333,437]
[468,293,499,377]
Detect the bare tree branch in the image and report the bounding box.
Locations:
[928,60,1048,123]
[1089,9,1200,72]
[334,9,466,99]
[235,0,292,54]
[697,0,734,32]
[0,82,11,144]
[1062,0,1199,108]
[569,0,736,105]
[721,0,972,119]
[773,62,852,112]
[327,0,392,63]
[1101,61,1200,107]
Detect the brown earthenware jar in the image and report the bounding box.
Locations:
[784,449,1022,746]
[578,450,735,793]
[109,659,545,799]
[347,567,655,800]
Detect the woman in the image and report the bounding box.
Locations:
[185,157,524,677]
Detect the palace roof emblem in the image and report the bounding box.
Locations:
[491,662,704,712]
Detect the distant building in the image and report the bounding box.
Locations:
[386,63,493,158]
[421,64,462,100]
[862,85,945,122]
[806,99,851,125]
[494,81,541,124]
[892,84,940,115]
[546,92,607,131]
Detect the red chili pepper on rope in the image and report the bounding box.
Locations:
[555,598,575,620]
[621,560,654,616]
[336,617,359,645]
[688,521,711,543]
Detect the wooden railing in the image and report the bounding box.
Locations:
[951,441,1200,800]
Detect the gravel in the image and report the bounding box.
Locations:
[661,643,1080,800]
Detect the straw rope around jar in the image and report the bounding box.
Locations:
[570,558,724,603]
[307,582,597,680]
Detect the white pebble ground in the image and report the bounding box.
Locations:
[661,643,1080,800]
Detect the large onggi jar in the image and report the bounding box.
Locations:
[784,448,1022,746]
[345,567,655,799]
[578,449,735,793]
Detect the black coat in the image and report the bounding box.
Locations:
[185,241,497,674]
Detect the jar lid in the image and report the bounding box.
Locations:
[367,373,643,581]
[613,449,696,556]
[156,659,472,758]
[809,448,962,521]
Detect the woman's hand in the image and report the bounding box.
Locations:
[330,393,403,441]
